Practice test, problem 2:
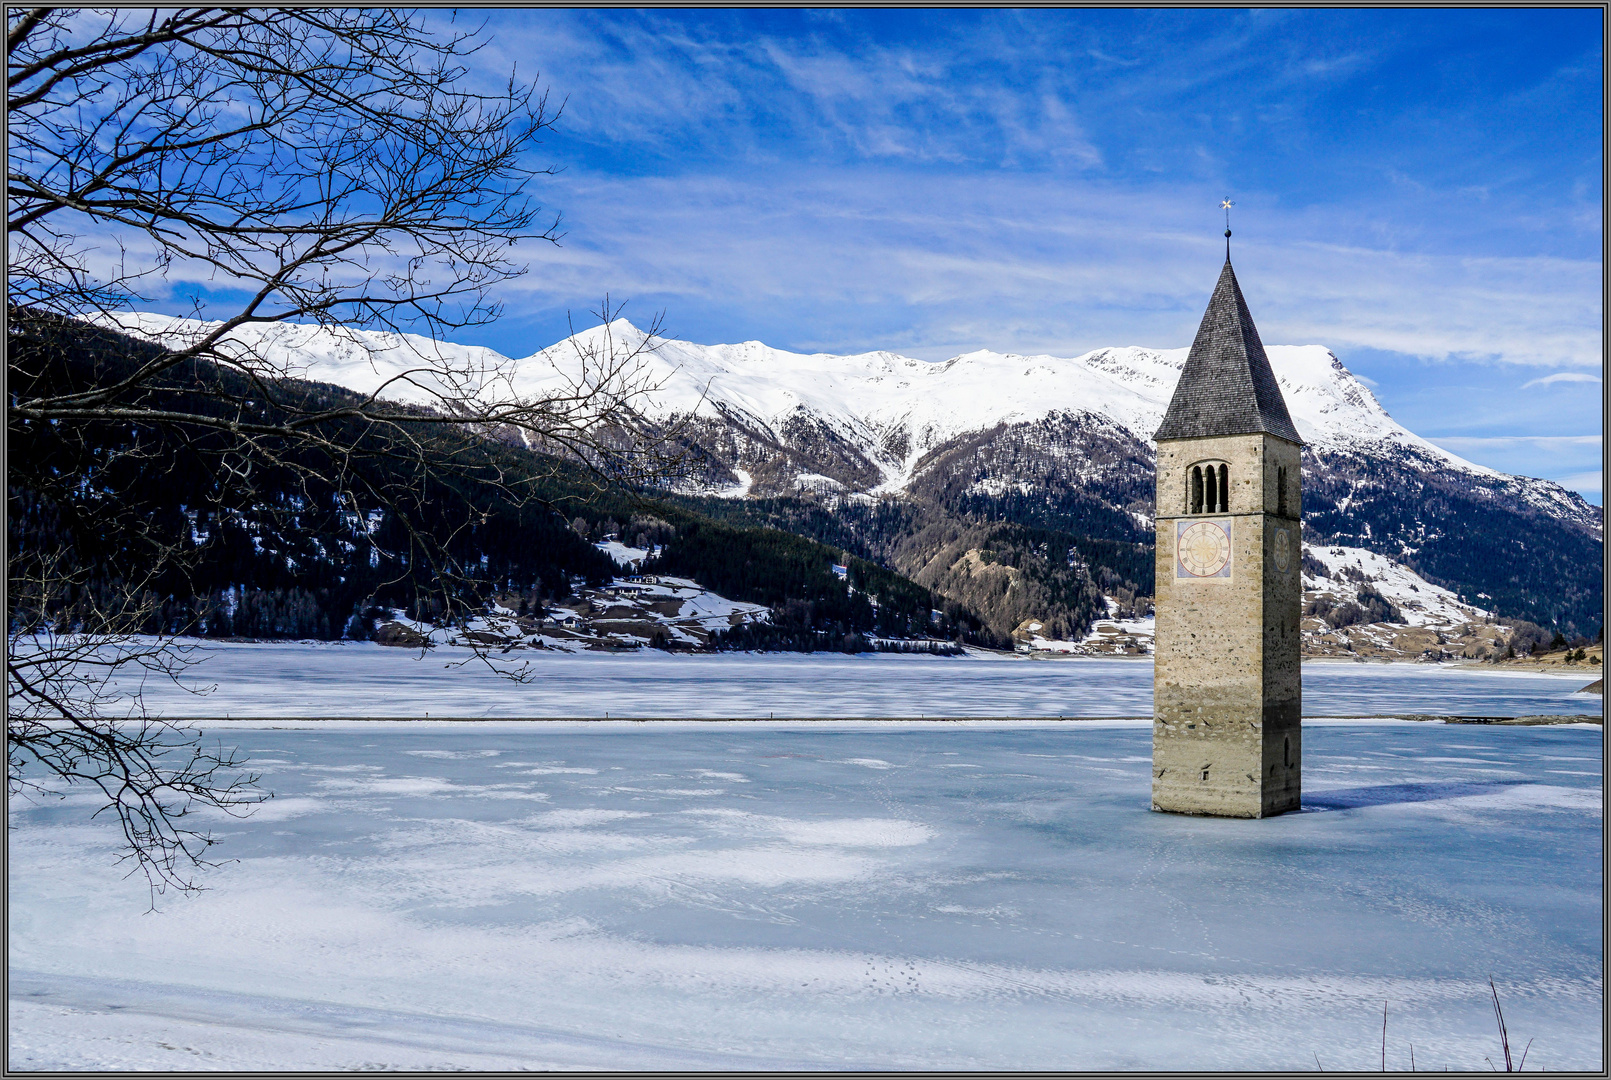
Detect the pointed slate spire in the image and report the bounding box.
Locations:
[1154,258,1303,444]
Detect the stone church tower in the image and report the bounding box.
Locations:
[1151,255,1303,818]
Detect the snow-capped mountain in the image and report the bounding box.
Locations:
[102,313,1604,634]
[101,312,1586,516]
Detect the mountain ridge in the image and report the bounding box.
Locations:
[101,312,1604,634]
[100,311,1552,489]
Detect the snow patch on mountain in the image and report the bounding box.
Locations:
[97,311,517,406]
[595,540,652,570]
[714,469,754,500]
[1304,545,1489,628]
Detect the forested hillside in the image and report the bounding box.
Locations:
[8,317,985,651]
[642,520,984,650]
[1301,445,1603,635]
[9,315,619,640]
[21,315,1598,652]
[667,492,1156,640]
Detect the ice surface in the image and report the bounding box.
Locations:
[9,721,1602,1070]
[76,640,1606,719]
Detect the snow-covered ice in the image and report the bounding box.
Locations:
[9,720,1602,1070]
[78,640,1605,719]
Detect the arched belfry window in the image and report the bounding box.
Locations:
[1188,461,1229,514]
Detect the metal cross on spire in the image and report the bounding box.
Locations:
[1221,197,1234,258]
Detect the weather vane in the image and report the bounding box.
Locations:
[1221,197,1234,256]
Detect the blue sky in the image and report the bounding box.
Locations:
[452,8,1601,500]
[179,10,1611,500]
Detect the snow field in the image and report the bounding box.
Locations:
[8,721,1602,1070]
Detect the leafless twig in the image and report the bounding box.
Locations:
[8,9,681,889]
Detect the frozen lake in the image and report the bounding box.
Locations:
[105,640,1602,718]
[8,718,1603,1070]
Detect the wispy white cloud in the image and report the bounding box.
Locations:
[1521,371,1602,389]
[1265,244,1601,368]
[1086,49,1140,68]
[475,11,1113,170]
[1428,436,1601,451]
[1296,51,1373,79]
[506,168,1603,368]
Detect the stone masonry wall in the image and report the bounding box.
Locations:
[1153,433,1303,817]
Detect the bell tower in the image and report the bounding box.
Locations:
[1151,251,1303,818]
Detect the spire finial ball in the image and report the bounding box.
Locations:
[1225,228,1232,238]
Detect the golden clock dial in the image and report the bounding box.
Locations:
[1178,520,1231,577]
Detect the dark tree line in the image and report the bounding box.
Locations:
[643,518,991,651]
[945,487,1150,546]
[9,316,622,643]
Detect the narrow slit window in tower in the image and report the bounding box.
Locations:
[1217,464,1229,512]
[1277,466,1288,517]
[1204,466,1217,514]
[1190,466,1203,514]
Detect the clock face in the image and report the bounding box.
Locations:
[1273,527,1291,572]
[1177,519,1232,579]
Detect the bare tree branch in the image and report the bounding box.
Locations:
[7,548,264,901]
[7,9,683,892]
